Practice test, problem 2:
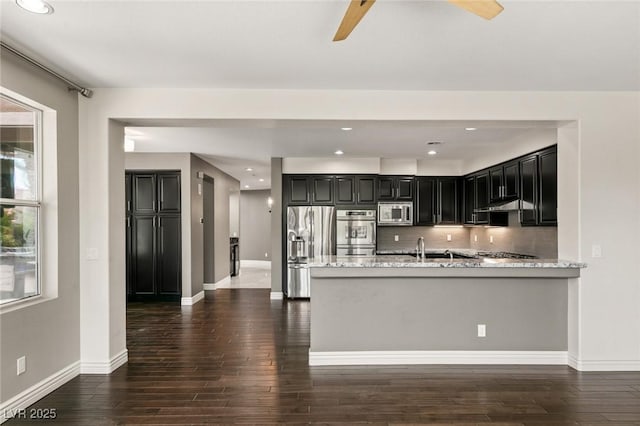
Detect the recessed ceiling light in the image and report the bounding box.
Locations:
[465,127,477,131]
[334,150,344,155]
[245,167,253,172]
[341,127,352,131]
[244,185,250,189]
[259,178,265,182]
[427,150,437,156]
[16,0,54,14]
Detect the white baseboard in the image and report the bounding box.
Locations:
[568,354,640,371]
[80,349,128,374]
[0,360,80,423]
[203,283,215,290]
[241,260,271,269]
[270,291,284,300]
[309,350,569,366]
[181,290,204,305]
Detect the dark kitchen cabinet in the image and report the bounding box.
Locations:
[335,176,355,204]
[538,147,557,225]
[311,177,334,204]
[519,155,538,226]
[490,161,519,202]
[415,177,460,225]
[377,176,413,201]
[356,176,377,204]
[126,171,181,300]
[286,176,311,205]
[464,173,490,225]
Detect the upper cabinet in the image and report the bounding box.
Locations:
[285,175,336,205]
[415,177,461,225]
[519,155,538,226]
[377,176,414,201]
[311,176,334,205]
[285,175,311,205]
[537,147,557,226]
[463,172,490,225]
[489,160,519,202]
[334,175,377,205]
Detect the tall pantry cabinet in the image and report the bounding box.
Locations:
[126,171,182,300]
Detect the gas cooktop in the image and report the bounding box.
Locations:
[477,251,538,259]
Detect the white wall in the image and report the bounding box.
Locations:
[1,53,80,405]
[78,88,640,371]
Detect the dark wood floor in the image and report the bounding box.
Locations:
[9,289,640,425]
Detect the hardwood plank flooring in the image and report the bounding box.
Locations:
[7,289,640,425]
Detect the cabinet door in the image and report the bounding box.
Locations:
[415,177,436,225]
[489,167,504,202]
[156,215,181,295]
[464,176,475,224]
[396,177,414,200]
[377,177,395,200]
[287,176,310,204]
[131,216,156,295]
[356,176,376,204]
[335,176,355,204]
[157,173,181,213]
[133,174,156,214]
[475,173,490,224]
[312,177,334,204]
[538,148,557,225]
[520,156,538,225]
[438,178,459,224]
[503,161,520,199]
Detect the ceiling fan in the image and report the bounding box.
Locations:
[333,0,504,41]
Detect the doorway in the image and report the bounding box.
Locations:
[203,175,215,284]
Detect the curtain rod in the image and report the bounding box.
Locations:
[1,41,93,98]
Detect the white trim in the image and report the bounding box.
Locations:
[181,290,204,306]
[205,275,231,290]
[240,260,271,269]
[309,350,569,366]
[568,354,640,371]
[80,349,128,374]
[0,360,80,423]
[270,291,284,300]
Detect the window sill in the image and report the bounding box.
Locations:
[0,294,55,315]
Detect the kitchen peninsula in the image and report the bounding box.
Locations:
[308,251,585,367]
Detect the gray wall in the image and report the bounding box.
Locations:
[190,155,240,287]
[0,53,80,402]
[270,158,283,293]
[240,190,272,261]
[469,212,558,258]
[311,276,568,352]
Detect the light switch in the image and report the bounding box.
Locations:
[446,234,452,242]
[394,235,399,242]
[489,236,494,244]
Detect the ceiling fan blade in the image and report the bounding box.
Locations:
[333,0,376,42]
[447,0,504,20]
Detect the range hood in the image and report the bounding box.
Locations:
[474,197,535,213]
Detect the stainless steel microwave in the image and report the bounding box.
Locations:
[377,202,413,226]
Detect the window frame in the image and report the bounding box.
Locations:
[0,91,44,308]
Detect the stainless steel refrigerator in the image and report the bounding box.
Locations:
[286,206,335,298]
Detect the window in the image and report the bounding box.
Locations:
[1,94,41,305]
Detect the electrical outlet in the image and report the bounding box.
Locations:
[446,234,452,242]
[264,252,268,258]
[477,324,486,337]
[17,356,26,375]
[489,235,494,244]
[394,235,399,242]
[474,235,478,242]
[591,244,602,258]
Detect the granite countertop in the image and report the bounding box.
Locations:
[307,249,586,269]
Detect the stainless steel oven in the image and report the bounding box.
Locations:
[336,209,376,256]
[377,202,413,226]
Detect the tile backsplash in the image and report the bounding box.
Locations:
[377,212,558,258]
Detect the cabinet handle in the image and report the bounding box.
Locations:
[127,201,131,211]
[126,217,130,228]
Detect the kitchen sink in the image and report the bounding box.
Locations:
[407,252,476,259]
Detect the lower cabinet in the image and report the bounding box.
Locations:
[126,171,182,300]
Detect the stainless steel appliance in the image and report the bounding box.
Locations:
[377,202,413,226]
[336,209,376,256]
[286,206,335,298]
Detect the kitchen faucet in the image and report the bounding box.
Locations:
[416,237,425,259]
[444,249,453,260]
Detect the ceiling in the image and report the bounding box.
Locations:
[127,120,560,190]
[1,1,638,91]
[2,1,636,190]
